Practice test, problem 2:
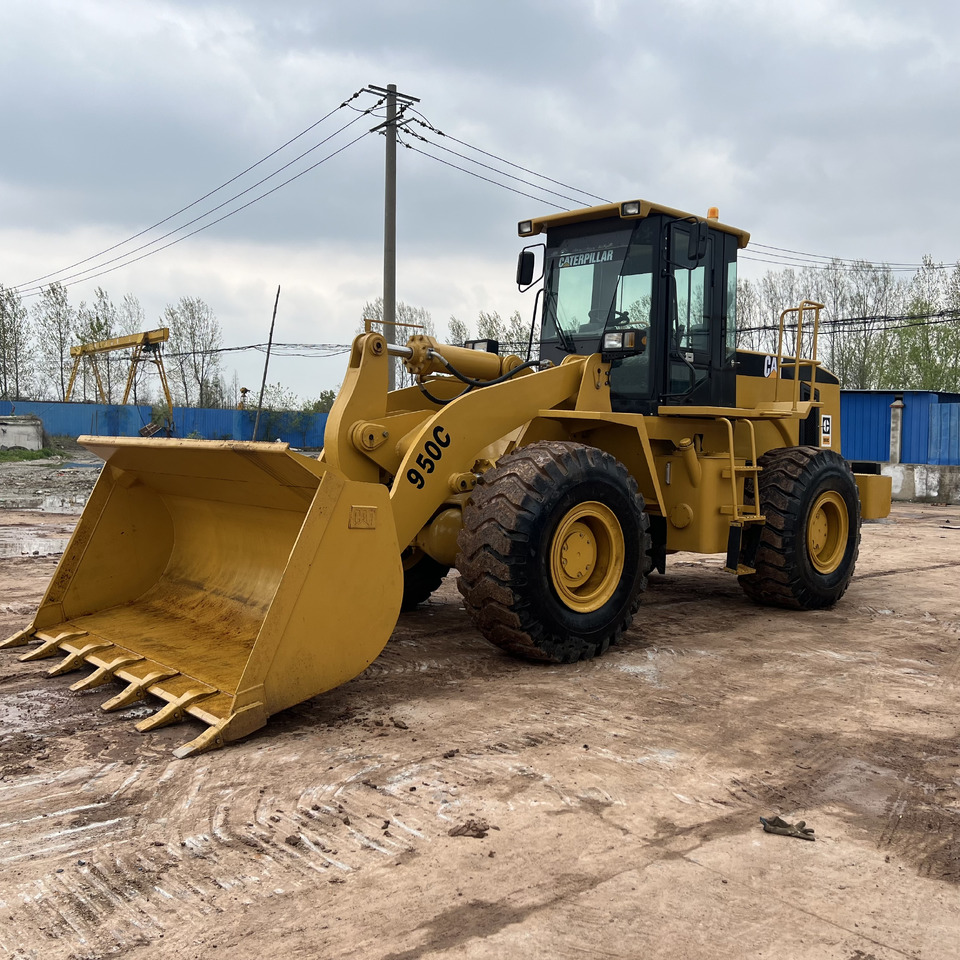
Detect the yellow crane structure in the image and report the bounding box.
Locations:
[65,328,173,412]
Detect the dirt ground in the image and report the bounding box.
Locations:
[0,458,958,959]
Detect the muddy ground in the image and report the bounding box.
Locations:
[0,457,958,959]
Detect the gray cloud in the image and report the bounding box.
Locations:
[3,0,960,396]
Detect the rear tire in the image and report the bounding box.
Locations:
[739,446,861,610]
[456,441,650,663]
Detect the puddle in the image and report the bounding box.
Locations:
[39,495,88,514]
[0,691,55,734]
[0,522,75,558]
[0,537,71,558]
[0,495,89,514]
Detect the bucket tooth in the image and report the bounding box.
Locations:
[19,630,89,662]
[70,656,145,692]
[173,720,229,759]
[48,641,114,677]
[102,669,177,712]
[135,689,214,733]
[1,628,34,650]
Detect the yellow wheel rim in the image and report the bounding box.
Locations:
[806,491,848,574]
[550,502,625,613]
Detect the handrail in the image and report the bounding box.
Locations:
[776,300,824,411]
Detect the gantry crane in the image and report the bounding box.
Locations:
[65,328,174,414]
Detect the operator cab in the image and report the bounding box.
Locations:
[518,200,748,415]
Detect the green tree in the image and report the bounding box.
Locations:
[308,389,337,413]
[939,262,960,392]
[888,255,948,391]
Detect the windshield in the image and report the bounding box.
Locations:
[542,218,657,347]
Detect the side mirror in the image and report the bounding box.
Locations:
[688,221,709,262]
[516,250,536,287]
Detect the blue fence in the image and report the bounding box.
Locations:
[839,390,960,466]
[4,393,959,464]
[839,392,894,462]
[928,403,960,465]
[0,400,328,449]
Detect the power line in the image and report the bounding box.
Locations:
[749,241,950,272]
[61,342,353,363]
[16,129,374,297]
[407,110,610,205]
[743,309,960,336]
[15,90,368,291]
[741,252,950,274]
[396,133,567,210]
[404,127,594,208]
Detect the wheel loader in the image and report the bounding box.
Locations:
[3,198,892,757]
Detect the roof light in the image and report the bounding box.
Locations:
[620,200,642,217]
[707,206,719,220]
[518,219,534,236]
[464,338,499,354]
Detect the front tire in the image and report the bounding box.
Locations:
[456,441,650,663]
[739,446,861,610]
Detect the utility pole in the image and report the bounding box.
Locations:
[253,285,281,442]
[363,83,420,389]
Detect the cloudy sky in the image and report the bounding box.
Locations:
[3,0,959,398]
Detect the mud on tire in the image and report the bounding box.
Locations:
[739,446,861,610]
[456,441,650,663]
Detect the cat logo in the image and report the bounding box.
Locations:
[763,355,778,378]
[559,249,615,268]
[821,414,832,447]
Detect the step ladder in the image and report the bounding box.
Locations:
[719,417,765,574]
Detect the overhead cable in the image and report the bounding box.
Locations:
[396,133,566,210]
[19,130,373,295]
[16,90,366,291]
[408,110,610,205]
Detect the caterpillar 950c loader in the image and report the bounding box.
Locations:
[4,199,892,757]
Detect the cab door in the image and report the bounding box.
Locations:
[662,222,731,407]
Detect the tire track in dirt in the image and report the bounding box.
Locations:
[0,671,642,957]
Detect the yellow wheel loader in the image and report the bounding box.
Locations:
[3,199,892,756]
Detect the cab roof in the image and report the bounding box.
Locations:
[518,199,750,249]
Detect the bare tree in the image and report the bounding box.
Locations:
[447,316,470,346]
[0,285,32,400]
[735,277,764,351]
[361,297,434,389]
[164,296,223,407]
[117,293,146,336]
[32,282,74,401]
[73,287,118,401]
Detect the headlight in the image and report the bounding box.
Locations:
[602,329,646,353]
[620,201,642,217]
[518,220,534,236]
[603,331,636,350]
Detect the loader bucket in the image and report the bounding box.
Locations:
[2,437,404,757]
